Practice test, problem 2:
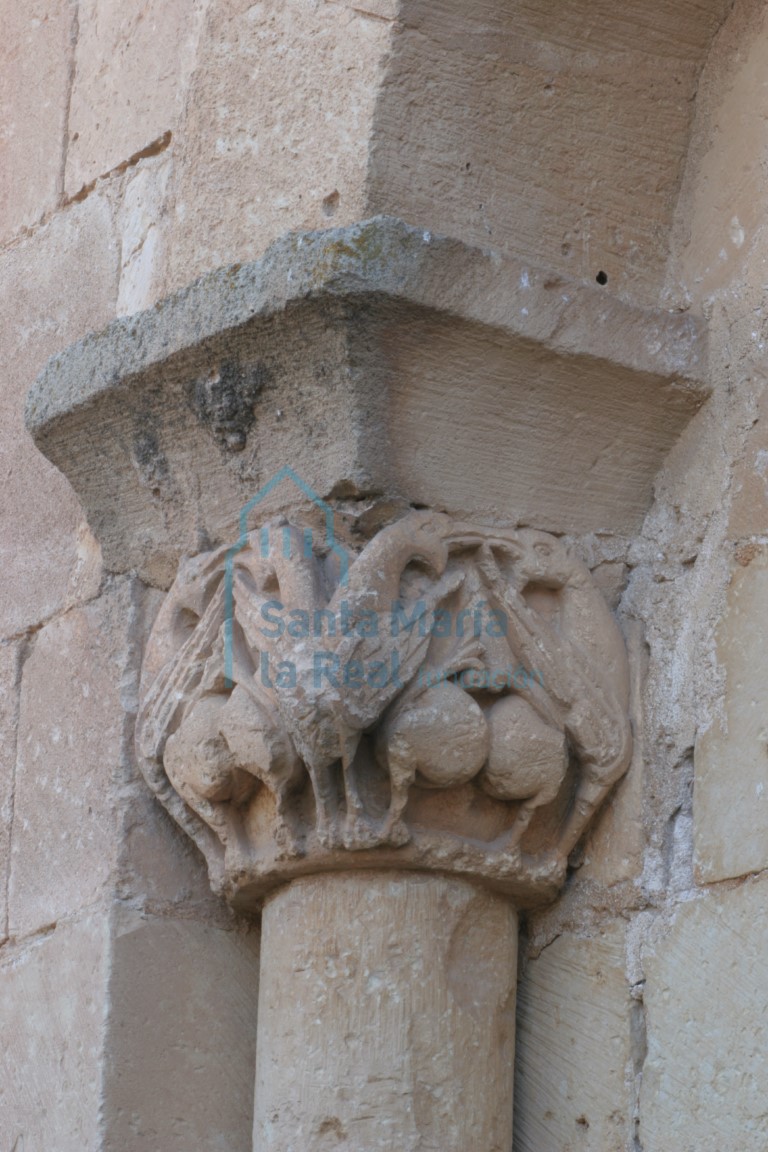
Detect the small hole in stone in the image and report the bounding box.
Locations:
[596,270,608,285]
[465,162,471,171]
[322,190,340,217]
[576,1115,590,1129]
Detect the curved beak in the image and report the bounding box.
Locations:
[416,537,450,578]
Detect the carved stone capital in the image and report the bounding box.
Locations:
[25,216,678,912]
[136,509,631,910]
[28,216,654,1150]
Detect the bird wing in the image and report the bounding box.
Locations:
[137,584,225,763]
[334,569,465,728]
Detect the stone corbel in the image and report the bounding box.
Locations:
[26,217,708,1151]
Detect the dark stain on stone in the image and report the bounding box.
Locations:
[316,1117,346,1139]
[132,423,171,496]
[187,358,270,452]
[735,541,763,568]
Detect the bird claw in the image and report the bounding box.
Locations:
[534,847,568,885]
[379,818,411,848]
[273,822,302,859]
[342,814,385,851]
[316,818,344,851]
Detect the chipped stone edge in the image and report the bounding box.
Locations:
[25,215,709,439]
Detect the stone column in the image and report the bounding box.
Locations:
[255,873,518,1152]
[27,217,690,1149]
[127,508,632,1151]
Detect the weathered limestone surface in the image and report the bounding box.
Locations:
[0,912,110,1152]
[369,0,732,306]
[0,641,22,944]
[2,572,258,1146]
[667,2,768,891]
[116,773,223,913]
[165,0,395,293]
[0,907,260,1152]
[117,156,173,317]
[728,382,768,544]
[102,910,260,1152]
[640,877,768,1150]
[0,3,75,243]
[65,0,204,197]
[514,924,633,1152]
[670,0,768,305]
[0,195,117,639]
[255,873,518,1152]
[694,547,768,883]
[579,618,647,887]
[8,577,222,936]
[8,584,134,937]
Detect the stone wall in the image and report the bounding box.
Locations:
[0,4,269,1145]
[516,2,768,1149]
[2,1,767,1149]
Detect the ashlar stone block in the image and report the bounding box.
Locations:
[694,547,768,883]
[0,193,116,639]
[164,0,396,291]
[8,583,134,937]
[102,911,260,1151]
[640,877,768,1150]
[0,641,22,944]
[0,912,110,1151]
[117,157,172,317]
[514,923,633,1151]
[65,0,203,195]
[0,3,74,242]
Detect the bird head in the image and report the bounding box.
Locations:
[404,510,452,576]
[511,531,575,589]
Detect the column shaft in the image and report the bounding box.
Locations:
[254,872,518,1151]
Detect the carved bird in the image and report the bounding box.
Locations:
[478,694,568,849]
[233,510,464,848]
[139,572,304,853]
[474,530,632,858]
[376,681,489,843]
[163,692,257,843]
